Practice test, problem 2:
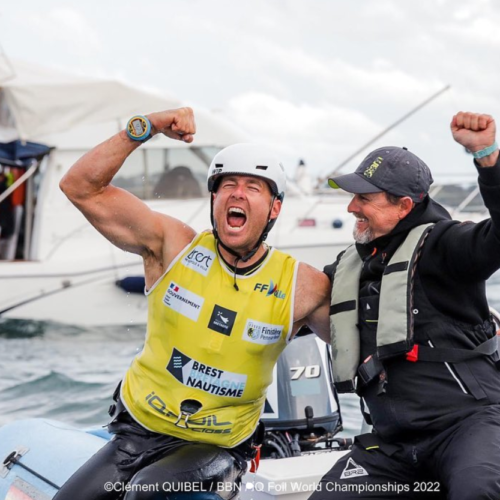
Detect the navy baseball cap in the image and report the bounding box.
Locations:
[328,146,433,203]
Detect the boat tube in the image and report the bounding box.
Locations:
[0,335,348,500]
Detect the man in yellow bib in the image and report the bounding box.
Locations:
[55,107,331,500]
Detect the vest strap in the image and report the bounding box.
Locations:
[357,355,384,386]
[334,380,356,393]
[407,336,498,363]
[377,223,435,356]
[330,300,356,315]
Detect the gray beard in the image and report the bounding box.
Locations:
[353,225,374,245]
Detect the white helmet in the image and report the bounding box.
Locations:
[207,143,286,201]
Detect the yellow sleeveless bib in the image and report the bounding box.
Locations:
[121,232,297,447]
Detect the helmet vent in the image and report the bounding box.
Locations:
[256,165,268,170]
[215,164,224,168]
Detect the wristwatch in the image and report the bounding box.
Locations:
[126,115,152,141]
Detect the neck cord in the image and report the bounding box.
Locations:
[218,245,270,291]
[233,257,241,291]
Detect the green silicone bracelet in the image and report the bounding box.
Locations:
[472,141,498,159]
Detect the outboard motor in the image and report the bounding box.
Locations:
[260,333,344,458]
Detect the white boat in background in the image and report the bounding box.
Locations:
[0,59,491,329]
[0,59,354,329]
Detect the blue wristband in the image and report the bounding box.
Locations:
[471,141,498,159]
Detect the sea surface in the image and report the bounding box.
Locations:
[1,272,500,439]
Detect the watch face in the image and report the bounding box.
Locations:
[132,119,144,136]
[127,115,151,141]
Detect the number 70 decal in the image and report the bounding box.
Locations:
[290,365,321,380]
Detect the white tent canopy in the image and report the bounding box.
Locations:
[0,58,246,147]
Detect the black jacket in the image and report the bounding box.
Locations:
[325,159,500,441]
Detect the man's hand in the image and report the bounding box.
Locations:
[451,112,498,166]
[148,107,196,143]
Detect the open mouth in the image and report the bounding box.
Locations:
[227,207,247,229]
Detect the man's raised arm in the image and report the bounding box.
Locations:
[59,108,197,268]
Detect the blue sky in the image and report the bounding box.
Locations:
[1,0,499,181]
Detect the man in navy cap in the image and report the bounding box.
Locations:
[310,112,500,499]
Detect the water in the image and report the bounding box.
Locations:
[1,273,500,437]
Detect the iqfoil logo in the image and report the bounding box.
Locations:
[144,391,232,434]
[254,280,286,299]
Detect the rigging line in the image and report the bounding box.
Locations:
[43,222,107,261]
[0,271,136,316]
[317,84,451,187]
[291,85,451,230]
[0,260,142,280]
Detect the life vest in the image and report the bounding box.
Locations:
[121,232,297,447]
[329,223,498,393]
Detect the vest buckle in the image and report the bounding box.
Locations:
[357,355,384,386]
[406,345,419,362]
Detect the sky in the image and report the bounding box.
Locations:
[1,0,500,182]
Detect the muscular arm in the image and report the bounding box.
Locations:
[291,262,331,343]
[59,108,197,274]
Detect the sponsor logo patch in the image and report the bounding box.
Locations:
[243,319,283,345]
[254,280,286,299]
[363,156,383,178]
[340,458,369,479]
[208,305,237,336]
[182,245,216,276]
[166,348,247,398]
[163,282,204,321]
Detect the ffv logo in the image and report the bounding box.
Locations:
[254,280,286,299]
